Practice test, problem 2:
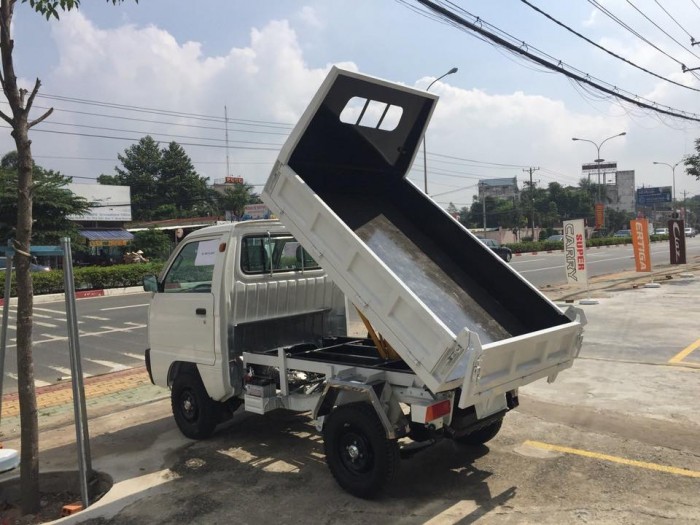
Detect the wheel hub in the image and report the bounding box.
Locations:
[346,443,361,461]
[181,392,197,421]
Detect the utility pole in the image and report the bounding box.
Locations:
[480,181,487,231]
[224,106,231,178]
[523,167,539,239]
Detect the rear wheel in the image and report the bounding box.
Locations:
[323,403,399,498]
[171,372,218,439]
[455,419,503,446]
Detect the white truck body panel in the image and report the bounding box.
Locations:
[262,67,585,409]
[148,220,345,401]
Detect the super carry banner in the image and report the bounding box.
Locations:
[563,219,587,286]
[631,218,652,272]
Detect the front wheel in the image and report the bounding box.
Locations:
[171,372,218,439]
[454,419,503,446]
[323,403,399,498]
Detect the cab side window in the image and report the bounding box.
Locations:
[240,235,320,274]
[163,239,217,293]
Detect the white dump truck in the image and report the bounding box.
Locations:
[144,67,585,498]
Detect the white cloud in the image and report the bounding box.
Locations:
[298,6,323,29]
[3,7,697,205]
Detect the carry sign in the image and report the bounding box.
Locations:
[630,218,651,272]
[563,219,588,286]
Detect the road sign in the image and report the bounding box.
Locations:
[636,186,671,205]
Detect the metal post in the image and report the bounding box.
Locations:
[0,241,13,423]
[481,182,487,230]
[62,237,92,507]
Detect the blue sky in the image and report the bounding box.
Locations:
[5,0,700,209]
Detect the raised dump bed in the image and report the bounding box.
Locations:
[263,67,584,413]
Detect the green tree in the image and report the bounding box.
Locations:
[159,142,215,218]
[99,137,216,220]
[683,139,700,180]
[216,182,261,218]
[98,136,162,220]
[132,228,172,261]
[0,0,133,515]
[0,152,90,243]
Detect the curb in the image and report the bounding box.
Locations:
[1,286,145,306]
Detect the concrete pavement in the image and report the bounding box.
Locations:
[0,261,699,523]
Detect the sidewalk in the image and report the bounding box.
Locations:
[0,367,168,441]
[0,260,698,523]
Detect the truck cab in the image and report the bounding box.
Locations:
[145,219,345,438]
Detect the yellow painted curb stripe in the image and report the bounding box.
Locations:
[669,338,700,364]
[524,440,700,478]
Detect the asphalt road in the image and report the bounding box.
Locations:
[1,237,698,392]
[511,236,700,287]
[1,293,150,392]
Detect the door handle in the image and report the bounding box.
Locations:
[195,308,206,315]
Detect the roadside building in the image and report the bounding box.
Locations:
[67,183,134,264]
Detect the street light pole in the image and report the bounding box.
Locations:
[652,160,681,204]
[422,67,458,194]
[572,132,626,229]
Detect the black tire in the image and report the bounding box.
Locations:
[171,372,218,439]
[455,419,503,446]
[323,403,399,498]
[504,252,512,262]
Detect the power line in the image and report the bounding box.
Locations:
[36,93,294,129]
[408,0,700,123]
[652,0,695,41]
[33,120,284,148]
[519,0,700,92]
[621,0,700,64]
[0,125,281,151]
[586,0,694,70]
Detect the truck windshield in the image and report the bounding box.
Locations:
[241,235,320,274]
[163,239,217,293]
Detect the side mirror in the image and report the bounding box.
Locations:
[143,274,159,292]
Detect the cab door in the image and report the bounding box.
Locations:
[149,237,220,366]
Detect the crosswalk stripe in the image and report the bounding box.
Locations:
[84,358,131,371]
[34,321,58,328]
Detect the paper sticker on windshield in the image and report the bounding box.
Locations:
[195,240,219,266]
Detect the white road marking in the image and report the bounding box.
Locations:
[100,304,149,311]
[6,372,52,387]
[33,307,67,314]
[519,265,566,274]
[32,312,58,319]
[39,334,64,340]
[84,358,131,371]
[34,321,58,328]
[511,258,547,264]
[122,352,145,360]
[48,365,75,377]
[4,323,147,349]
[83,315,110,321]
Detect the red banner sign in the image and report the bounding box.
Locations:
[594,204,605,230]
[630,219,651,272]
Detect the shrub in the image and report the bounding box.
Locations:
[1,262,165,299]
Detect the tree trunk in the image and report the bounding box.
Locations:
[15,130,39,516]
[0,0,40,513]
